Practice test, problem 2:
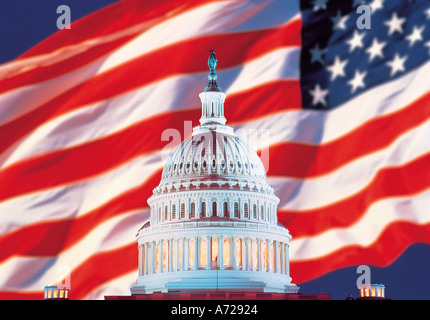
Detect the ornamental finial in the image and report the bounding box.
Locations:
[208,50,217,73]
[205,50,221,92]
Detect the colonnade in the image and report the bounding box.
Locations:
[138,235,290,278]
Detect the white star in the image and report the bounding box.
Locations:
[348,70,367,93]
[384,12,406,36]
[370,0,384,12]
[365,38,386,62]
[405,25,425,47]
[425,7,430,20]
[331,11,349,30]
[310,43,326,64]
[327,56,347,81]
[309,84,329,106]
[386,53,407,76]
[426,41,430,55]
[346,30,365,52]
[312,0,329,12]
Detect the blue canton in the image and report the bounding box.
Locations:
[300,0,430,110]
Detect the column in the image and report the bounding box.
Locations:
[266,239,271,272]
[257,238,261,271]
[184,237,189,270]
[244,237,250,271]
[219,236,224,270]
[276,241,281,274]
[206,236,211,270]
[144,243,149,275]
[152,241,156,274]
[138,244,142,276]
[193,236,198,270]
[169,238,173,272]
[158,240,163,272]
[231,236,236,270]
[181,238,185,271]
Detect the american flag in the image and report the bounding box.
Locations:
[0,0,429,299]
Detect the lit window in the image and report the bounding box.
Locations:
[262,242,267,270]
[163,241,168,271]
[189,239,195,268]
[200,238,207,267]
[235,238,242,268]
[211,237,219,268]
[223,237,230,267]
[156,246,160,271]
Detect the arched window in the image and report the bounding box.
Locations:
[202,202,207,217]
[172,204,176,219]
[164,206,168,221]
[223,202,228,217]
[253,204,257,219]
[212,201,217,216]
[244,203,249,218]
[180,203,185,219]
[158,207,161,223]
[234,202,239,218]
[190,202,196,218]
[260,205,264,220]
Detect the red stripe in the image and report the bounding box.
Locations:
[0,19,300,151]
[0,170,160,262]
[290,221,430,284]
[278,152,430,239]
[0,80,299,201]
[70,243,136,300]
[266,91,430,178]
[0,291,42,300]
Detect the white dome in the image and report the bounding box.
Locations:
[132,51,298,295]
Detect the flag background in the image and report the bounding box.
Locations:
[0,0,429,300]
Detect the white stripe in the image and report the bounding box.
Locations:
[84,271,136,300]
[270,118,430,211]
[290,187,430,261]
[0,47,299,169]
[0,209,147,292]
[0,152,161,235]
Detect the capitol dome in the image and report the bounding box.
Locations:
[131,51,299,294]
